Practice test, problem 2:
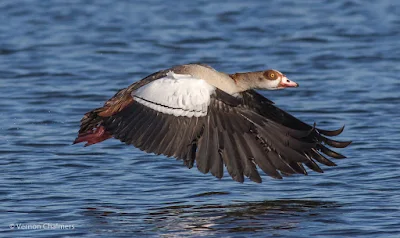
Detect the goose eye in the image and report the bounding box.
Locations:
[263,70,278,80]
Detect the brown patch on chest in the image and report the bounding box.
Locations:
[229,73,240,84]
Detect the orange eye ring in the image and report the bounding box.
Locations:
[263,70,278,80]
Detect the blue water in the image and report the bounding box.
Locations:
[1,0,400,237]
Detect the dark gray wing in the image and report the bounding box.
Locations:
[241,90,352,171]
[102,89,263,183]
[102,88,348,183]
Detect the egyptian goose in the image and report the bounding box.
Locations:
[74,63,351,183]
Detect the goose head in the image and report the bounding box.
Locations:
[230,69,298,92]
[258,69,298,90]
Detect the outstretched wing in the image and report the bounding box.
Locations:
[241,90,352,172]
[92,73,350,183]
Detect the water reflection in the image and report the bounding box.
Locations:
[82,199,339,236]
[147,199,338,235]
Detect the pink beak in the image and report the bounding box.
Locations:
[279,76,299,88]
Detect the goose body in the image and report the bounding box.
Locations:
[74,63,350,183]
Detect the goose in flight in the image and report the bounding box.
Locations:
[74,63,351,183]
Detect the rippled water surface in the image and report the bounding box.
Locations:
[1,0,400,237]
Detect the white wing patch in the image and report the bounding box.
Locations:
[133,71,216,117]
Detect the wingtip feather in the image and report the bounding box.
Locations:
[317,125,345,136]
